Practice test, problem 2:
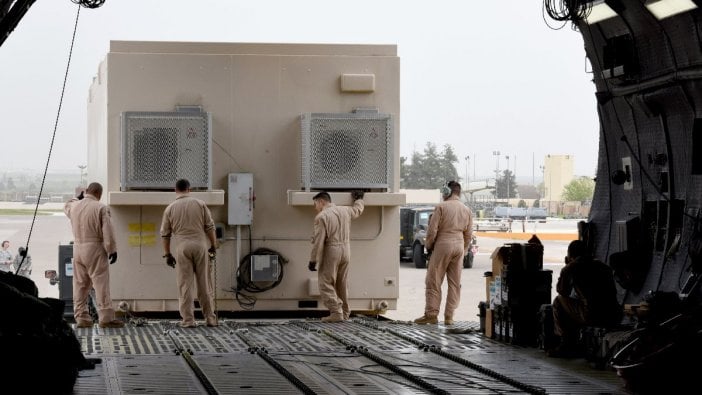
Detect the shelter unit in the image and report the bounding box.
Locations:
[87,41,404,314]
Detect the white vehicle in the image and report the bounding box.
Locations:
[473,218,509,232]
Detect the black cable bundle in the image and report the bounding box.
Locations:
[70,0,106,9]
[543,0,592,28]
[232,248,289,310]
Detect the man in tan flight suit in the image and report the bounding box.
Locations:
[64,182,124,328]
[161,178,218,328]
[415,181,473,325]
[309,190,364,322]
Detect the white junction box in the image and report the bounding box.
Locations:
[228,173,253,225]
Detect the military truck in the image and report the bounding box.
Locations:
[399,206,477,269]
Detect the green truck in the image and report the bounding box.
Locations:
[399,206,477,269]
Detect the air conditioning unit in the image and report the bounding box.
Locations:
[300,109,393,191]
[121,111,212,190]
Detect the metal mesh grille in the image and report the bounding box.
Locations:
[301,112,393,190]
[121,111,211,190]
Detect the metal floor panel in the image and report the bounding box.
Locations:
[75,322,175,354]
[193,353,301,394]
[71,319,630,394]
[229,321,341,352]
[74,355,208,394]
[267,349,425,394]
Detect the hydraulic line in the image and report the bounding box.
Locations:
[291,321,449,395]
[236,330,317,395]
[352,318,547,395]
[166,330,219,395]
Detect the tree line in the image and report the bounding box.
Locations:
[400,142,594,202]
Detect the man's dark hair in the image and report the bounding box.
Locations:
[175,179,190,192]
[567,239,589,259]
[312,191,331,203]
[447,180,461,195]
[86,182,102,196]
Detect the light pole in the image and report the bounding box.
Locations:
[473,152,476,180]
[464,155,470,191]
[505,155,510,202]
[492,151,500,198]
[539,165,545,199]
[78,165,87,187]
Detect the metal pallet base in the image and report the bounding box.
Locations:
[71,319,628,394]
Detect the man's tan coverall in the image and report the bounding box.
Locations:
[423,196,473,318]
[160,194,217,326]
[64,194,118,324]
[310,200,364,319]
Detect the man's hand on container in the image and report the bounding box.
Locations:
[351,190,365,201]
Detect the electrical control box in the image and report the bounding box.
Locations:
[228,173,253,225]
[251,254,280,282]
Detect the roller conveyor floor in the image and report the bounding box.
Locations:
[71,318,628,395]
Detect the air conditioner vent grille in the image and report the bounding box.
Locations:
[121,111,212,190]
[301,112,393,190]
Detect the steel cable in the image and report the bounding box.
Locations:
[20,3,81,274]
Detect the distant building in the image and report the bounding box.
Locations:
[543,154,574,205]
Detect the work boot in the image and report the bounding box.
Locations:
[206,319,219,327]
[444,315,454,325]
[179,321,197,328]
[98,320,125,329]
[414,314,438,325]
[76,319,94,328]
[321,313,344,323]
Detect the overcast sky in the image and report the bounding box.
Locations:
[0,0,598,182]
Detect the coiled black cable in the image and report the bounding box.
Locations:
[543,0,591,22]
[70,0,106,9]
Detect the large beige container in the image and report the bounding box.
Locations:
[86,41,404,314]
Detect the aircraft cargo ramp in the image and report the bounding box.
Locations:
[71,318,626,395]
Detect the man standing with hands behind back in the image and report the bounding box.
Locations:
[161,178,218,328]
[309,190,365,322]
[64,182,124,328]
[415,180,473,325]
